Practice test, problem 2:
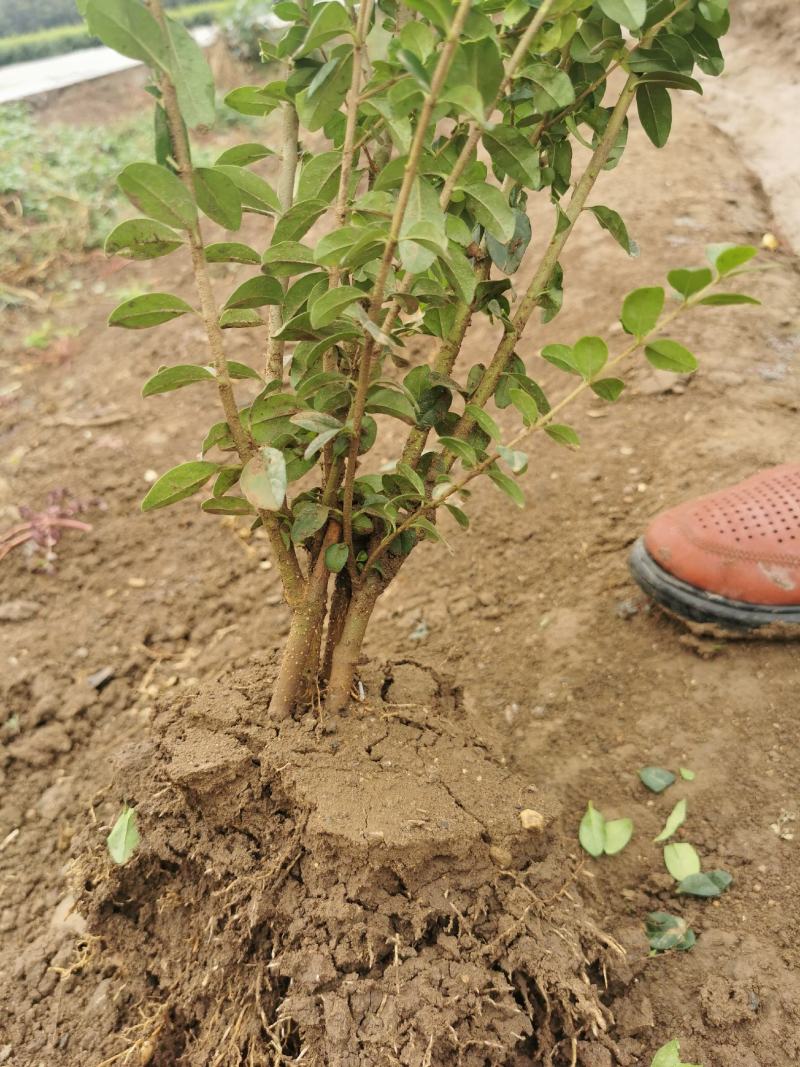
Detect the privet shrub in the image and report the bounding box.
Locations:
[82,0,755,717]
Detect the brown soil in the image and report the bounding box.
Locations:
[2,4,800,1066]
[79,660,618,1067]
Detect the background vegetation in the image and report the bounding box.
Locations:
[0,0,240,65]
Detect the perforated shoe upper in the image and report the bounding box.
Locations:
[644,464,800,605]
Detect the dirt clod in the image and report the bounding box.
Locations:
[79,664,615,1067]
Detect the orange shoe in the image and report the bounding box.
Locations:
[629,465,800,631]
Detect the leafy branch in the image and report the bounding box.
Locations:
[363,263,751,576]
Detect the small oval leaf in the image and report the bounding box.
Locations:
[240,447,287,512]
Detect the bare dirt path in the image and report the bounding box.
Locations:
[1,6,799,1065]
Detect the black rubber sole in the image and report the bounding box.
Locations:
[628,538,800,632]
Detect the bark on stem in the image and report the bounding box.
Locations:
[325,575,383,713]
[266,101,300,381]
[269,524,340,719]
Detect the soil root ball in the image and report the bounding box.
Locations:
[80,661,619,1067]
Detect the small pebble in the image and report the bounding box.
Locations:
[519,809,545,831]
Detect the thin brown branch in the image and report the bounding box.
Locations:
[266,100,300,381]
[148,0,305,607]
[379,0,557,343]
[340,0,474,582]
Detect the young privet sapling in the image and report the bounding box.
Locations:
[84,0,754,718]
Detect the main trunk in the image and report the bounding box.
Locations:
[268,571,383,719]
[325,576,382,713]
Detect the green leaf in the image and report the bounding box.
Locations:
[163,15,216,129]
[679,767,696,781]
[438,243,478,304]
[465,403,501,441]
[409,515,444,545]
[227,361,261,381]
[296,1,351,58]
[637,71,703,94]
[107,805,140,866]
[706,243,758,275]
[117,163,197,230]
[142,364,214,396]
[591,377,625,401]
[396,462,427,499]
[639,766,676,793]
[291,411,341,434]
[224,85,283,117]
[398,47,432,90]
[240,447,287,512]
[109,292,193,329]
[262,241,317,276]
[445,502,470,529]
[654,798,687,843]
[462,182,515,243]
[404,0,452,31]
[85,0,168,71]
[291,503,329,543]
[604,817,634,855]
[201,496,254,515]
[202,421,229,455]
[497,445,527,474]
[365,387,417,425]
[572,336,608,380]
[621,286,664,337]
[215,165,281,215]
[483,126,540,187]
[215,142,273,166]
[489,468,525,508]
[645,339,698,373]
[325,543,349,573]
[309,285,365,329]
[637,83,672,148]
[678,870,732,898]
[664,841,701,881]
[545,424,580,448]
[698,293,760,306]
[651,1038,702,1067]
[508,387,539,426]
[296,53,353,131]
[645,912,696,954]
[141,460,217,511]
[438,436,477,467]
[579,801,605,858]
[597,0,646,30]
[587,205,638,256]
[219,309,263,329]
[485,210,532,275]
[297,150,342,202]
[193,167,242,230]
[541,343,577,375]
[205,242,261,265]
[224,275,284,310]
[105,218,183,260]
[651,1040,681,1067]
[523,61,575,112]
[668,267,712,299]
[273,198,328,244]
[212,466,241,497]
[304,427,340,459]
